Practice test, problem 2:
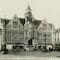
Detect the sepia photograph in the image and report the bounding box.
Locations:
[0,0,60,60]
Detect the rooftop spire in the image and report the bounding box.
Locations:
[25,4,32,17]
[26,4,31,11]
[25,4,35,21]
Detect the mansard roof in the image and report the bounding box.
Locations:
[1,18,54,30]
[1,18,42,27]
[19,18,25,25]
[19,18,41,27]
[1,18,25,26]
[33,20,41,27]
[1,18,10,25]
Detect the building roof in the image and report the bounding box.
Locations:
[19,18,41,27]
[1,18,25,26]
[1,18,52,29]
[26,4,31,11]
[19,18,25,25]
[33,20,41,27]
[1,18,10,25]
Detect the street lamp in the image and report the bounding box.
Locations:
[44,34,47,50]
[32,27,34,39]
[2,19,8,54]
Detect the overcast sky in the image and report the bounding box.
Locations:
[0,0,60,29]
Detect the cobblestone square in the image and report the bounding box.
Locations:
[0,51,60,60]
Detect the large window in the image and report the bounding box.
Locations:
[0,29,2,35]
[13,21,18,28]
[58,38,59,42]
[28,39,32,45]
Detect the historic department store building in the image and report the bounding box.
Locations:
[0,5,55,51]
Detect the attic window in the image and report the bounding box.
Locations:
[13,21,18,24]
[43,23,47,27]
[13,21,18,28]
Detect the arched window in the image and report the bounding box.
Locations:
[28,39,32,45]
[13,21,18,28]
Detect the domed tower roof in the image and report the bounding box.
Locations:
[25,4,34,21]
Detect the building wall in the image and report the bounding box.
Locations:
[5,18,24,45]
[1,18,55,50]
[53,29,60,49]
[24,19,36,46]
[37,20,53,48]
[0,19,4,50]
[37,31,52,45]
[0,29,2,50]
[54,32,60,44]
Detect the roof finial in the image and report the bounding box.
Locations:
[13,13,18,20]
[26,3,31,11]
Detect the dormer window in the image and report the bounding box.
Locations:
[43,23,47,27]
[13,21,18,28]
[13,21,18,24]
[13,14,18,20]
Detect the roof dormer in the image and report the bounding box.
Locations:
[13,14,18,21]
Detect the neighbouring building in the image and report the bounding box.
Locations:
[0,18,3,50]
[54,28,60,50]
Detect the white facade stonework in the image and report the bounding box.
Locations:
[0,5,55,50]
[37,19,54,49]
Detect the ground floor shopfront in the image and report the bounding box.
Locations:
[0,35,53,52]
[1,44,53,52]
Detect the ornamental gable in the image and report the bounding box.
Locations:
[37,20,51,32]
[6,18,24,30]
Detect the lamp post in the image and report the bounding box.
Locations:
[33,27,34,39]
[3,20,7,54]
[44,34,47,50]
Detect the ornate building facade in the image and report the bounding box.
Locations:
[37,19,55,49]
[0,5,55,51]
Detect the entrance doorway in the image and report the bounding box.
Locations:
[28,39,32,45]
